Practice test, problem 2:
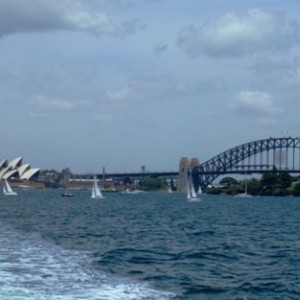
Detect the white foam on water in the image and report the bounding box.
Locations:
[0,226,175,300]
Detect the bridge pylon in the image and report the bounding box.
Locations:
[178,157,200,192]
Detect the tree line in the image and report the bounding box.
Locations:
[206,170,300,196]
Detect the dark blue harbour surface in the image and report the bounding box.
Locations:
[0,190,299,299]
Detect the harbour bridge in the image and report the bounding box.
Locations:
[76,137,300,191]
[193,137,300,190]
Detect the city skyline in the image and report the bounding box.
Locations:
[1,1,300,173]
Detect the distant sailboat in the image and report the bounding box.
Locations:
[235,175,252,198]
[198,184,203,196]
[187,173,201,202]
[3,179,17,196]
[91,176,104,199]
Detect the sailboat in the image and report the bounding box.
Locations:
[235,176,252,198]
[187,173,201,202]
[198,184,203,197]
[3,179,17,196]
[91,176,104,199]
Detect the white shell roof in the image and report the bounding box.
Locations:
[8,157,23,169]
[20,168,40,180]
[0,160,8,169]
[0,157,39,180]
[0,166,11,179]
[18,164,31,177]
[2,169,19,180]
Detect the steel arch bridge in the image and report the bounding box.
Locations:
[193,137,300,190]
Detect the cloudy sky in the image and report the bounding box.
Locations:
[1,0,300,174]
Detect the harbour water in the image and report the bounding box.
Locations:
[0,190,299,299]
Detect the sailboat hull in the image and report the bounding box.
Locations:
[235,193,252,198]
[187,197,201,202]
[3,179,17,196]
[3,191,17,196]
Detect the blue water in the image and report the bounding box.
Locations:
[0,190,299,299]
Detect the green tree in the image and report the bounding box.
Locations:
[261,171,278,186]
[247,178,262,195]
[143,177,165,191]
[291,181,300,196]
[277,171,292,189]
[219,177,238,187]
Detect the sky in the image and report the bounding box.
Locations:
[1,0,300,174]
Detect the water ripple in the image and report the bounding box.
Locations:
[0,191,300,299]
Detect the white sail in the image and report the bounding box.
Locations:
[198,185,202,196]
[3,179,17,196]
[187,173,200,202]
[235,174,252,198]
[191,181,198,198]
[91,176,104,199]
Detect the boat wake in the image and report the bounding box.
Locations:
[0,225,175,300]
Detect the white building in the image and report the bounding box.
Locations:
[0,157,40,180]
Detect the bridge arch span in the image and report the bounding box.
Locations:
[193,137,300,190]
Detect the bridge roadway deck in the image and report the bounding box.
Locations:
[100,171,179,179]
[73,171,179,180]
[73,168,300,181]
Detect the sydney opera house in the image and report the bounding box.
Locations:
[0,157,40,181]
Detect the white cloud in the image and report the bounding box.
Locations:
[0,0,120,37]
[105,71,184,104]
[27,94,92,119]
[1,1,299,173]
[177,9,300,58]
[29,95,74,110]
[106,86,131,100]
[228,91,282,116]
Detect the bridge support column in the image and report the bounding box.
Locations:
[178,157,200,192]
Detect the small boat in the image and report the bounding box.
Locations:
[91,176,104,199]
[61,192,74,198]
[235,192,252,198]
[121,188,144,194]
[3,179,17,196]
[187,173,201,202]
